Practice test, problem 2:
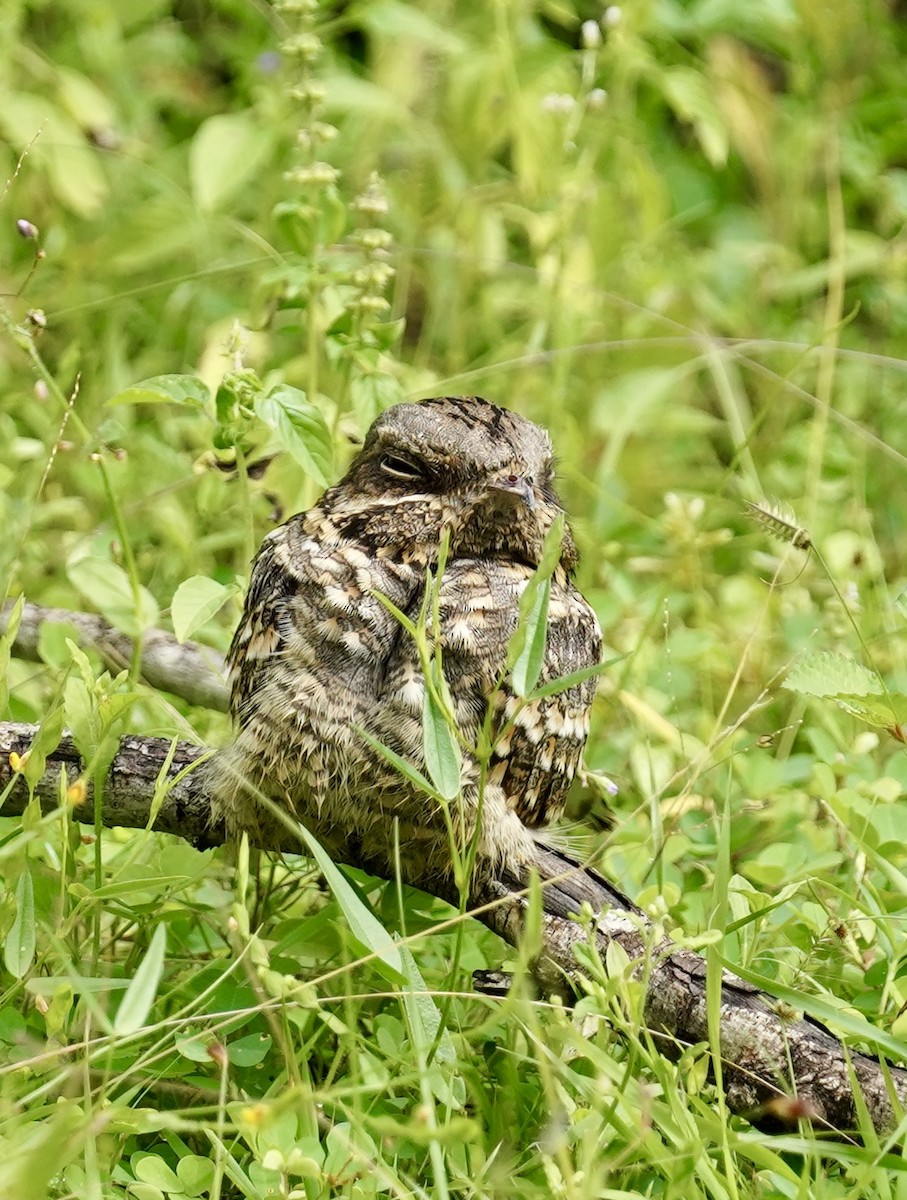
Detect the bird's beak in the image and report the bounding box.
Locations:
[488,473,536,510]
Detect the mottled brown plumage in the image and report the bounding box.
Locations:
[215,396,601,890]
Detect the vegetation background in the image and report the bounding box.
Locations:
[2,0,907,1195]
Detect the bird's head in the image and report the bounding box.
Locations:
[313,396,578,570]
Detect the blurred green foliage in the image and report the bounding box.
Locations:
[3,0,907,1195]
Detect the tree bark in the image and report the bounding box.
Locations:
[1,718,904,1137]
[2,601,228,712]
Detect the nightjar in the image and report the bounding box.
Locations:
[215,396,601,893]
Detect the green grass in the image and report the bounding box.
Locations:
[3,0,907,1195]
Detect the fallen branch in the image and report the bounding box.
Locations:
[1,720,904,1136]
[2,601,228,711]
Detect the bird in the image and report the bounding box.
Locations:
[214,396,602,895]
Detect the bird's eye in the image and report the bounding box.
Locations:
[380,453,423,480]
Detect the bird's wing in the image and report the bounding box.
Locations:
[432,560,601,828]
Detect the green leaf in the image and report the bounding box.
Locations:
[659,67,729,166]
[832,693,907,730]
[176,1156,215,1197]
[0,92,108,216]
[171,576,232,642]
[422,685,462,801]
[507,513,564,695]
[0,594,24,713]
[227,1031,272,1067]
[175,1031,212,1063]
[189,111,273,211]
[783,651,882,698]
[127,1185,165,1200]
[255,385,333,485]
[22,704,65,792]
[25,976,128,997]
[56,66,116,129]
[349,372,406,425]
[36,619,81,670]
[114,925,167,1036]
[67,556,159,637]
[4,868,36,978]
[107,374,211,409]
[133,1154,182,1193]
[87,871,194,901]
[398,945,463,1108]
[528,657,619,700]
[511,577,550,697]
[292,823,405,982]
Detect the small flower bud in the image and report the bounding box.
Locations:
[289,80,326,104]
[27,309,47,330]
[541,93,576,114]
[281,32,321,62]
[67,779,87,806]
[358,231,393,255]
[207,1042,228,1068]
[16,219,39,239]
[581,19,602,48]
[603,6,622,26]
[587,88,608,110]
[284,162,340,187]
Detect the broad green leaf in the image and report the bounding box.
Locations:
[176,1156,216,1196]
[175,1032,212,1063]
[67,556,159,637]
[56,67,117,129]
[227,1032,272,1067]
[422,685,461,801]
[171,576,232,642]
[107,374,211,409]
[22,704,65,792]
[133,1155,182,1193]
[36,619,81,670]
[255,386,333,485]
[507,513,564,692]
[0,594,24,712]
[783,651,882,698]
[126,1185,165,1200]
[832,693,907,731]
[4,869,35,978]
[512,577,550,697]
[660,67,729,166]
[397,945,463,1107]
[398,945,451,1070]
[0,92,107,216]
[190,111,272,211]
[114,924,167,1036]
[292,822,405,982]
[349,372,406,425]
